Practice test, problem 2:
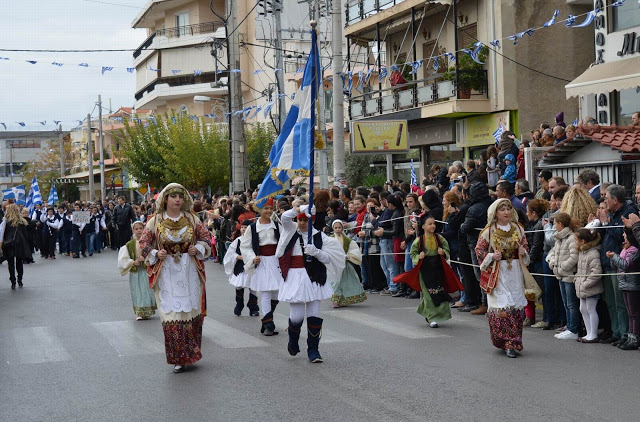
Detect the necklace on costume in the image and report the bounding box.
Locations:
[491,223,519,270]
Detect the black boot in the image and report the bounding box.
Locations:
[247,293,260,316]
[17,279,23,288]
[233,289,245,316]
[260,312,278,336]
[10,278,16,290]
[287,319,303,356]
[271,299,279,313]
[306,316,323,363]
[620,334,639,350]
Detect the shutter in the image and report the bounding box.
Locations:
[457,23,478,49]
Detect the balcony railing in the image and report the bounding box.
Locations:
[133,21,224,59]
[134,71,227,101]
[348,70,488,119]
[345,0,399,26]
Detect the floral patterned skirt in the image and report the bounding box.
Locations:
[162,315,203,365]
[487,307,525,351]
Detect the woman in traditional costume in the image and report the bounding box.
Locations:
[224,220,259,316]
[139,183,211,373]
[240,198,283,335]
[118,221,157,320]
[475,198,529,358]
[330,220,366,308]
[410,214,452,328]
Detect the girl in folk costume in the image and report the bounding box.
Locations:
[330,220,366,308]
[277,205,345,363]
[409,214,454,328]
[118,221,157,320]
[240,198,283,336]
[224,220,259,317]
[475,198,531,358]
[139,183,211,374]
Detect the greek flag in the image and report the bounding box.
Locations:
[2,184,26,205]
[26,176,43,213]
[493,125,504,144]
[462,42,485,64]
[489,40,501,50]
[544,10,559,27]
[573,118,579,126]
[379,67,388,83]
[255,29,320,209]
[564,15,577,27]
[432,57,440,72]
[409,60,423,75]
[572,10,598,28]
[48,184,59,206]
[410,160,418,187]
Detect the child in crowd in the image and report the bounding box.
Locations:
[574,229,603,343]
[547,212,579,340]
[607,230,640,350]
[502,154,516,184]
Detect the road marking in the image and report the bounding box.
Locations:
[92,321,165,357]
[323,309,450,339]
[12,327,70,364]
[202,319,270,348]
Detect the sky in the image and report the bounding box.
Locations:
[0,0,150,132]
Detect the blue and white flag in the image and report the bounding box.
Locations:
[263,101,275,118]
[409,60,423,75]
[356,70,364,91]
[39,121,46,126]
[410,160,418,187]
[564,15,577,27]
[255,29,320,209]
[461,45,484,64]
[493,125,504,144]
[573,118,579,126]
[379,67,388,83]
[432,57,440,72]
[78,63,89,67]
[3,184,26,205]
[171,69,182,75]
[612,0,626,6]
[17,122,25,127]
[193,70,202,76]
[53,120,61,126]
[489,40,501,50]
[48,184,58,206]
[444,52,457,62]
[0,123,5,130]
[127,68,135,73]
[544,10,560,27]
[101,67,113,75]
[572,10,598,28]
[26,60,37,64]
[26,176,43,213]
[52,62,63,67]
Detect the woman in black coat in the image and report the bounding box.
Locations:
[0,204,33,289]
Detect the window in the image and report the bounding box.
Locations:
[7,140,41,148]
[611,1,640,32]
[458,23,478,49]
[615,88,640,125]
[176,12,189,36]
[178,104,189,116]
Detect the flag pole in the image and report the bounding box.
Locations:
[307,20,319,249]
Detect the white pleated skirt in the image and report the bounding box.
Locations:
[229,272,252,288]
[250,255,284,292]
[278,268,333,303]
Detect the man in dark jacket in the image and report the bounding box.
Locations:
[374,194,404,295]
[112,195,136,248]
[454,189,481,312]
[577,169,601,202]
[600,184,637,343]
[459,182,492,315]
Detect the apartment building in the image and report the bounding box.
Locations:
[343,0,594,179]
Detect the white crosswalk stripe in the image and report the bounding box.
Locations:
[323,309,450,339]
[12,326,70,364]
[92,321,165,356]
[202,318,270,348]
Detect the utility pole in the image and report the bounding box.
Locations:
[98,95,106,201]
[58,124,64,178]
[86,113,94,202]
[314,0,328,189]
[273,0,287,130]
[331,0,345,186]
[226,0,248,192]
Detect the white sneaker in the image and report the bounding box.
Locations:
[430,321,438,328]
[557,331,578,340]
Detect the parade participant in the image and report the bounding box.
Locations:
[31,203,44,256]
[330,220,366,308]
[71,204,87,258]
[240,198,283,335]
[41,207,62,259]
[410,214,453,328]
[139,183,211,374]
[0,204,32,289]
[118,221,157,320]
[224,220,259,317]
[113,196,136,248]
[475,199,530,358]
[277,204,345,363]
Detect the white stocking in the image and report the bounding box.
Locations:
[289,303,306,324]
[261,290,277,315]
[586,297,599,341]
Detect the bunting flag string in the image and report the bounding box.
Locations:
[571,10,598,28]
[544,10,560,27]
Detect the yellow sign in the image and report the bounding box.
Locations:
[351,120,409,153]
[456,111,510,148]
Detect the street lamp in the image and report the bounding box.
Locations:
[110,173,116,197]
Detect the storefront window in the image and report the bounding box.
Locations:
[616,88,640,125]
[611,1,640,32]
[428,143,464,168]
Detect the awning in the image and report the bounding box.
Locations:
[57,166,118,184]
[565,56,640,99]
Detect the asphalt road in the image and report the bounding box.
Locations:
[1,250,639,422]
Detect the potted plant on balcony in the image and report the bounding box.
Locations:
[442,44,489,99]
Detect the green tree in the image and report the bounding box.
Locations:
[116,114,229,192]
[344,151,386,187]
[246,122,277,188]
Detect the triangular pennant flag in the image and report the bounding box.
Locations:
[101,66,113,75]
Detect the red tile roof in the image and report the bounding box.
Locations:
[577,124,640,153]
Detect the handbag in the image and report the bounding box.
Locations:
[392,237,423,292]
[479,226,500,294]
[434,234,464,293]
[521,260,542,301]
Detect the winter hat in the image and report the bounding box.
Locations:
[555,111,566,128]
[505,153,515,162]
